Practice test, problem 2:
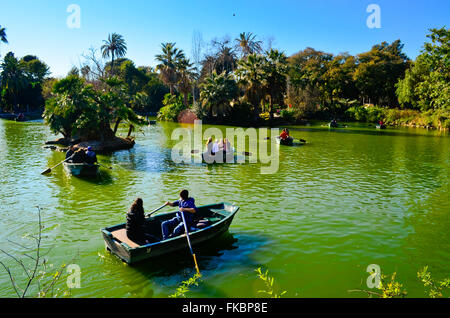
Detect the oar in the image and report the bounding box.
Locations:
[294,138,307,143]
[96,162,113,170]
[180,211,200,275]
[146,203,167,218]
[41,157,71,175]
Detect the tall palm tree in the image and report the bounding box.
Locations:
[215,45,237,74]
[236,53,266,118]
[235,32,262,58]
[155,42,185,94]
[262,49,288,121]
[200,71,238,119]
[101,33,127,75]
[177,57,196,106]
[0,25,8,58]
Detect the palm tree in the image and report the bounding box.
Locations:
[236,53,266,118]
[155,42,185,94]
[0,25,8,58]
[200,71,238,119]
[177,58,196,106]
[215,45,237,74]
[235,32,262,58]
[101,33,127,75]
[262,49,288,121]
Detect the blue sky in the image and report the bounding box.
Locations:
[0,0,448,77]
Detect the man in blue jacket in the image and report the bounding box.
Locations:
[161,190,198,240]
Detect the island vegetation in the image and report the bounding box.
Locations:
[0,26,448,149]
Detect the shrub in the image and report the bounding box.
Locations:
[280,109,295,122]
[157,93,187,122]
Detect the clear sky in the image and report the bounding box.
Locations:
[0,0,448,77]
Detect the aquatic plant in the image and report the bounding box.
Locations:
[255,267,287,298]
[169,273,202,298]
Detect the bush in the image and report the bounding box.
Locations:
[157,94,187,122]
[280,109,295,122]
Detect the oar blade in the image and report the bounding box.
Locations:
[41,168,51,175]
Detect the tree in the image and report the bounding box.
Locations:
[397,27,449,111]
[200,71,238,120]
[262,49,288,121]
[177,58,196,106]
[235,32,263,58]
[354,40,410,106]
[0,25,7,57]
[236,53,267,120]
[101,33,127,75]
[155,42,185,94]
[1,52,28,111]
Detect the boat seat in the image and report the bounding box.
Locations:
[111,229,141,248]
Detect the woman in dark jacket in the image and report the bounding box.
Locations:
[126,198,150,245]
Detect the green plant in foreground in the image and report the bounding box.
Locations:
[255,267,287,298]
[417,266,450,298]
[169,273,202,298]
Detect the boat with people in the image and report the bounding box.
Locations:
[63,162,99,176]
[276,136,294,146]
[101,202,239,264]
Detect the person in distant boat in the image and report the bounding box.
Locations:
[223,138,232,153]
[66,146,76,160]
[71,149,87,163]
[17,113,25,121]
[205,137,215,155]
[85,146,97,165]
[126,198,156,245]
[212,139,220,154]
[161,190,198,240]
[280,128,289,140]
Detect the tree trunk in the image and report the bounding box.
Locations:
[113,118,121,135]
[127,124,135,138]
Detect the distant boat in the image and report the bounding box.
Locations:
[276,136,294,146]
[63,162,99,177]
[101,202,240,264]
[328,121,339,128]
[376,124,387,129]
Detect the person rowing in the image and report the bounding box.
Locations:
[161,190,197,240]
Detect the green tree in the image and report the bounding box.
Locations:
[354,40,410,106]
[101,33,127,76]
[262,49,288,121]
[200,71,239,120]
[155,42,185,94]
[397,27,449,111]
[1,52,28,111]
[235,32,263,58]
[0,25,7,57]
[236,53,266,120]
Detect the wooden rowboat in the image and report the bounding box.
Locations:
[101,202,239,264]
[63,162,99,176]
[276,136,294,146]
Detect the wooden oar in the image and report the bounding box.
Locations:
[180,211,200,275]
[41,157,71,175]
[96,162,113,170]
[146,203,167,218]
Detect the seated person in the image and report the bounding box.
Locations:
[126,198,156,245]
[205,137,214,155]
[223,138,232,153]
[161,190,197,240]
[280,128,289,140]
[66,146,76,160]
[71,149,87,163]
[85,146,98,165]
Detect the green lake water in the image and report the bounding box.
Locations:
[0,119,449,298]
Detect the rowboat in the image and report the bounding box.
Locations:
[376,124,387,129]
[201,151,242,164]
[63,162,99,176]
[101,202,239,264]
[276,136,294,146]
[328,122,339,128]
